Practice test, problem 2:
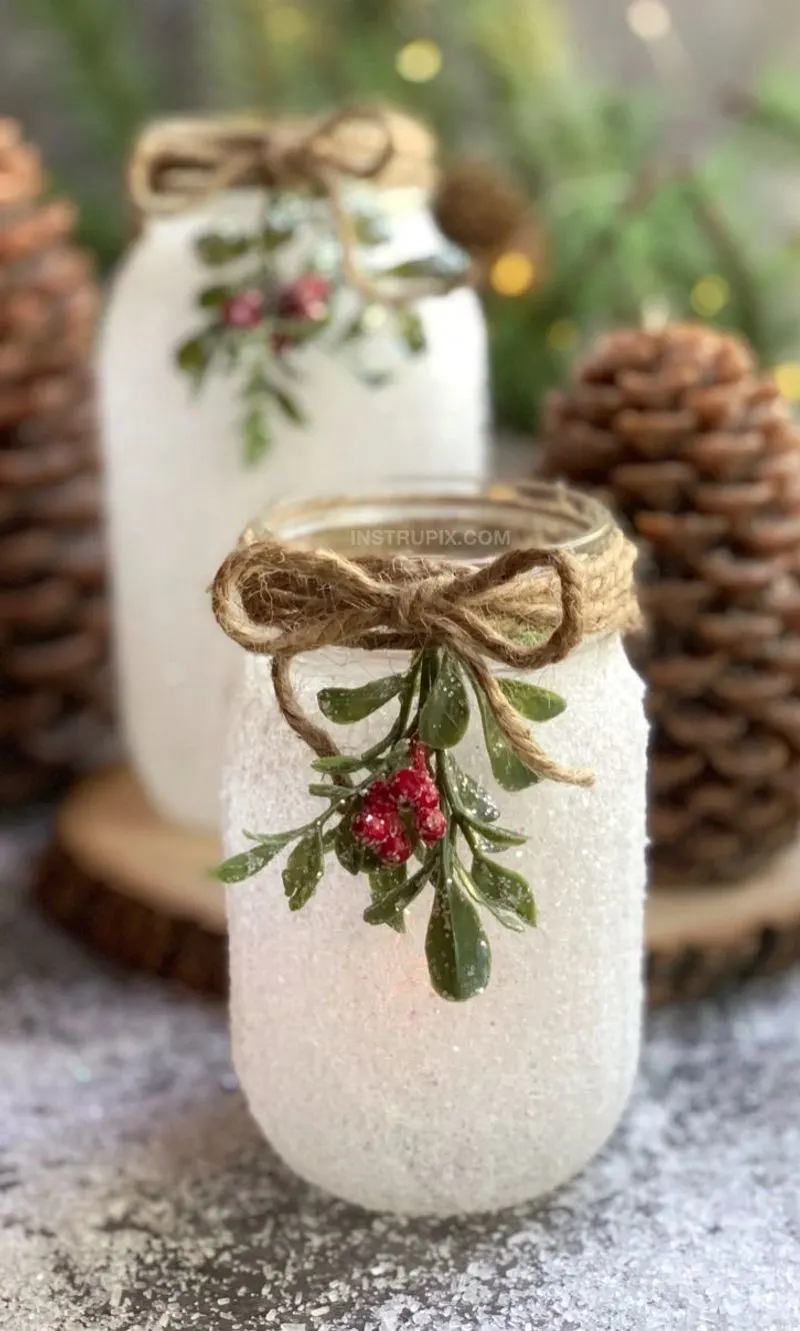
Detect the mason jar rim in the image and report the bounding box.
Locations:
[251,477,615,564]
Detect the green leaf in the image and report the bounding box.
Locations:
[364,861,431,927]
[396,307,427,355]
[334,816,365,876]
[358,369,394,389]
[318,674,406,724]
[419,652,470,749]
[243,405,271,466]
[471,856,537,928]
[195,231,253,266]
[498,679,567,722]
[445,755,499,823]
[176,333,214,386]
[469,821,528,853]
[475,688,541,792]
[307,783,352,803]
[353,212,390,246]
[425,855,492,1002]
[369,864,408,934]
[260,222,295,251]
[265,381,307,427]
[337,304,387,346]
[312,754,364,774]
[388,253,469,282]
[213,832,297,883]
[282,828,324,910]
[198,284,234,309]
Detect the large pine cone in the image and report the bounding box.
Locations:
[0,120,110,804]
[541,323,800,885]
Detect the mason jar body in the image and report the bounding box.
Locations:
[220,491,648,1216]
[98,190,489,830]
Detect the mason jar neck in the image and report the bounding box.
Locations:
[143,184,431,235]
[255,480,615,565]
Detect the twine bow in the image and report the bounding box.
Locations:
[212,527,639,788]
[129,105,471,307]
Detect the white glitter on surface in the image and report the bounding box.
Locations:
[1,825,800,1330]
[98,190,490,833]
[221,635,648,1215]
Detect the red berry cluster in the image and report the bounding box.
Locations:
[274,274,330,355]
[222,289,265,329]
[352,739,448,865]
[278,273,330,322]
[222,275,331,349]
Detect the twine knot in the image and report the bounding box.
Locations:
[212,523,640,787]
[129,104,470,308]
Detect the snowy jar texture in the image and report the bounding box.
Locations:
[222,572,647,1214]
[99,189,489,830]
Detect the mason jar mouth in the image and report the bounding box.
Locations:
[253,477,615,564]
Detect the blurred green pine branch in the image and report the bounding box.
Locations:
[7,0,800,425]
[8,0,163,265]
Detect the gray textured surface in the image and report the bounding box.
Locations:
[1,824,799,1331]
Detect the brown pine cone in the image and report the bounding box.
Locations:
[541,322,800,886]
[433,158,533,261]
[0,120,110,804]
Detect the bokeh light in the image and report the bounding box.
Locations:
[490,252,536,297]
[626,0,672,41]
[690,275,730,318]
[775,363,800,401]
[395,39,443,83]
[266,3,311,44]
[546,319,580,353]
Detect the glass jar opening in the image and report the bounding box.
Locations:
[255,478,614,564]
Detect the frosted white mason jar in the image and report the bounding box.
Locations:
[221,482,647,1216]
[99,163,488,829]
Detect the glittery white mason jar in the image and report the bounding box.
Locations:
[99,132,489,830]
[221,483,647,1216]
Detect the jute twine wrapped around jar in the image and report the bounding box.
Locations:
[212,510,640,789]
[128,105,466,306]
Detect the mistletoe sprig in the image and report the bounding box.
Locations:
[215,646,566,1002]
[176,195,468,466]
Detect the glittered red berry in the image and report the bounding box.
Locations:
[278,273,330,323]
[419,809,448,845]
[364,778,395,811]
[379,829,414,864]
[352,807,391,847]
[388,767,427,806]
[409,737,430,772]
[414,779,441,814]
[222,289,265,328]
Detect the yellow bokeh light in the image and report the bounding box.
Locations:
[690,275,730,318]
[266,3,311,43]
[546,319,580,353]
[626,0,672,41]
[395,39,443,83]
[490,251,536,297]
[775,362,800,401]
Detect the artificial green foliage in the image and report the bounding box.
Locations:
[215,645,565,1002]
[175,192,459,463]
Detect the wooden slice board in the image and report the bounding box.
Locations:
[34,764,800,1004]
[35,764,227,995]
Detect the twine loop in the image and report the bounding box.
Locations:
[212,524,640,788]
[129,104,471,307]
